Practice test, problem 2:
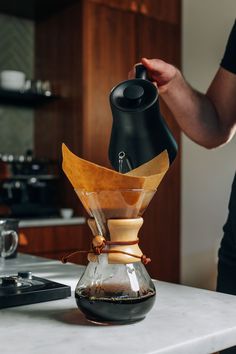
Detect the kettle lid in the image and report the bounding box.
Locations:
[110,65,157,112]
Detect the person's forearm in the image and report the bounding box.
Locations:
[161,69,228,148]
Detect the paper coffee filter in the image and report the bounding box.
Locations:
[62,143,169,217]
[62,143,169,189]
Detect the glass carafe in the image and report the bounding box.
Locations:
[73,189,157,324]
[75,255,156,324]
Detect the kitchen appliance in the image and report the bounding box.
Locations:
[73,189,157,324]
[0,271,71,309]
[109,64,178,172]
[62,144,169,325]
[0,151,59,218]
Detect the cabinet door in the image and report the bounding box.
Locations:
[137,4,181,282]
[18,224,90,264]
[82,0,137,166]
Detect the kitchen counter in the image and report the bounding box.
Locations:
[1,254,236,354]
[19,216,86,228]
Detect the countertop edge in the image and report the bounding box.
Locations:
[19,216,86,228]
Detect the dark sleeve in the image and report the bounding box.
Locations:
[221,21,236,74]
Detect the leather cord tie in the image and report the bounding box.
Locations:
[61,235,151,265]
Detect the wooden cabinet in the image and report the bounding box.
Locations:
[33,0,181,282]
[18,224,90,264]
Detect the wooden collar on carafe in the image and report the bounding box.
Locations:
[88,217,151,265]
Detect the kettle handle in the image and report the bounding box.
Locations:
[135,64,149,80]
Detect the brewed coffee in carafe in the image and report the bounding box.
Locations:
[75,256,156,324]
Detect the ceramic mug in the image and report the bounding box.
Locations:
[0,220,18,268]
[0,70,26,91]
[60,208,74,219]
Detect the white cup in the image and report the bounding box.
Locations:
[0,70,26,91]
[60,208,74,219]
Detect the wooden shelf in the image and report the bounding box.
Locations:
[0,88,59,107]
[0,0,78,21]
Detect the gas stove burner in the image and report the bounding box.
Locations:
[0,271,71,308]
[1,275,25,288]
[0,272,44,290]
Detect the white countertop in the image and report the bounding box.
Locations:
[1,254,236,354]
[19,216,86,228]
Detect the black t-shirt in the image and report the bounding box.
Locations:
[221,21,236,73]
[218,21,236,265]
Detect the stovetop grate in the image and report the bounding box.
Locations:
[0,273,71,309]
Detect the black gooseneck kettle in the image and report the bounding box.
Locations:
[108,64,178,173]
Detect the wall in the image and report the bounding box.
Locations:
[182,0,236,289]
[0,14,34,155]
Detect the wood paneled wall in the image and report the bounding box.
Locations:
[34,0,181,282]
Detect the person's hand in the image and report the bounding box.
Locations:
[128,58,178,94]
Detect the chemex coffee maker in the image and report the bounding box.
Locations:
[62,64,177,325]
